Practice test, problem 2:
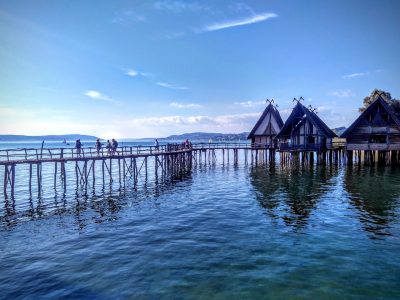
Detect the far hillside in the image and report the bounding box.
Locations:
[0,134,99,142]
[160,132,249,142]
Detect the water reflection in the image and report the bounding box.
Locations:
[0,170,194,231]
[250,163,338,229]
[344,166,400,237]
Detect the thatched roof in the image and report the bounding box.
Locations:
[247,104,284,139]
[276,102,337,139]
[340,96,400,138]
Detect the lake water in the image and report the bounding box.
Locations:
[0,142,399,299]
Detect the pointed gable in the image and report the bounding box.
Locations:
[247,104,284,139]
[276,102,337,139]
[341,96,400,138]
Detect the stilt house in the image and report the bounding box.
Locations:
[247,102,284,148]
[276,102,337,151]
[340,96,400,150]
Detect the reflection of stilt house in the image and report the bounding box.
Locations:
[247,102,283,148]
[276,101,337,151]
[340,96,400,151]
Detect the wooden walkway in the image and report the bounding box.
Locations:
[0,143,274,200]
[0,142,358,200]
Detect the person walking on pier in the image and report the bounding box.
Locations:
[185,139,190,149]
[75,139,82,157]
[95,139,102,155]
[106,140,112,155]
[155,139,159,152]
[111,139,119,155]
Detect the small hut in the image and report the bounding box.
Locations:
[247,102,284,148]
[276,101,337,151]
[340,95,400,151]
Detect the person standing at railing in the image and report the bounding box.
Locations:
[95,139,103,155]
[111,139,119,155]
[184,139,190,149]
[155,139,159,151]
[75,139,82,157]
[106,140,112,155]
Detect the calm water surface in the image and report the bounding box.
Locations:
[0,142,399,299]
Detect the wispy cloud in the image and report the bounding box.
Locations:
[124,68,153,78]
[111,10,146,24]
[201,12,277,32]
[328,89,354,98]
[157,82,189,90]
[126,69,139,77]
[128,112,259,127]
[342,72,367,79]
[170,102,202,109]
[84,90,116,103]
[154,1,208,13]
[342,69,382,79]
[234,100,265,108]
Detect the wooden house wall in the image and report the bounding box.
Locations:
[344,100,400,150]
[252,135,274,146]
[291,120,321,146]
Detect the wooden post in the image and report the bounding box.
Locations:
[62,162,66,193]
[37,163,42,195]
[3,165,8,198]
[92,160,95,188]
[118,158,121,184]
[109,158,113,183]
[102,159,105,185]
[84,160,88,192]
[145,157,148,181]
[11,164,15,199]
[29,163,33,194]
[75,161,79,187]
[54,162,58,189]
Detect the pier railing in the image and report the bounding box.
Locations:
[0,145,186,163]
[0,142,261,164]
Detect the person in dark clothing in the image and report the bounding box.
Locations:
[75,139,82,157]
[111,139,119,155]
[95,139,102,155]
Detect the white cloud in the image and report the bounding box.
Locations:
[154,1,208,13]
[156,82,189,90]
[328,89,354,98]
[84,90,115,103]
[126,69,139,77]
[342,72,367,79]
[127,112,260,128]
[234,100,265,108]
[342,69,382,79]
[201,12,277,32]
[124,68,153,78]
[170,102,202,109]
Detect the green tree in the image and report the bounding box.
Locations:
[359,89,400,113]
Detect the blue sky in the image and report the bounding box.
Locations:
[0,0,399,138]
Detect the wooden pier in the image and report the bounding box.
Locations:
[0,139,396,201]
[1,144,195,200]
[0,143,278,200]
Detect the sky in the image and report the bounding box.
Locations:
[0,0,399,139]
